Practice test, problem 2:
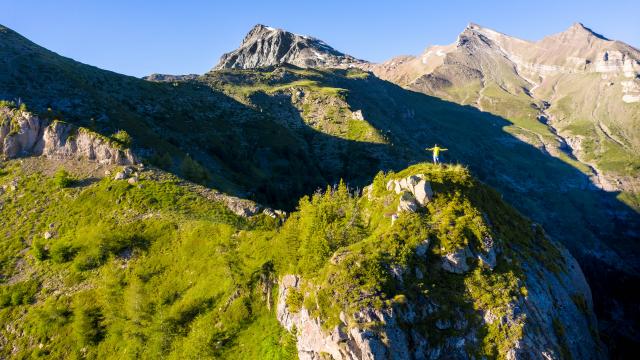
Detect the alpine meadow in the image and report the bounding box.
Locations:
[1,3,639,359]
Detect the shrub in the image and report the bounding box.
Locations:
[73,249,105,272]
[149,152,173,169]
[73,294,105,346]
[28,297,71,341]
[50,242,76,263]
[32,239,48,260]
[285,288,304,313]
[0,100,16,108]
[181,155,209,184]
[111,129,132,147]
[53,168,74,188]
[0,279,39,307]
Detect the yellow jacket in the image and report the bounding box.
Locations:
[426,146,447,156]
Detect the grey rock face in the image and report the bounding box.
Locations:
[397,191,419,213]
[142,73,199,82]
[0,108,136,165]
[441,246,473,274]
[277,275,412,360]
[475,245,497,269]
[412,179,433,206]
[214,24,368,70]
[278,244,604,360]
[390,175,433,206]
[509,245,603,359]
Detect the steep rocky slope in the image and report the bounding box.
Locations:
[214,24,368,70]
[0,24,345,209]
[274,165,602,359]
[367,23,640,195]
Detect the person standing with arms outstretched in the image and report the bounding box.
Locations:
[426,144,447,164]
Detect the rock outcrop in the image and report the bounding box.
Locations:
[142,73,199,82]
[276,171,604,359]
[0,108,136,165]
[278,249,602,359]
[388,174,434,214]
[277,275,412,360]
[441,246,473,274]
[214,24,368,70]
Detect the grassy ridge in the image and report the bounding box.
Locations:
[0,159,569,359]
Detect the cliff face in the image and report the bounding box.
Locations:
[0,107,135,165]
[278,252,598,360]
[275,167,603,359]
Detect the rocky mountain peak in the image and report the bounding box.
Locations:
[213,24,368,70]
[241,24,279,43]
[456,22,500,49]
[555,22,609,42]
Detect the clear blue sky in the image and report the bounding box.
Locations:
[2,0,638,77]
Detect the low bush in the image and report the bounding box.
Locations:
[181,155,209,184]
[0,279,39,307]
[53,169,74,188]
[32,239,48,261]
[50,242,77,263]
[111,129,132,147]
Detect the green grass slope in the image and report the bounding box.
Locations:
[0,158,298,359]
[0,158,595,359]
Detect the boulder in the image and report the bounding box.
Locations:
[415,239,431,257]
[127,176,138,185]
[397,192,419,213]
[114,172,126,180]
[413,180,433,206]
[476,247,497,269]
[435,319,452,330]
[399,178,408,191]
[441,246,473,274]
[394,180,402,194]
[263,208,277,218]
[386,180,395,191]
[406,175,421,193]
[43,231,53,240]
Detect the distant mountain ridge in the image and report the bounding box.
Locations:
[364,22,640,194]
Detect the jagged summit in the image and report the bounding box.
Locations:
[564,22,609,40]
[213,24,368,70]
